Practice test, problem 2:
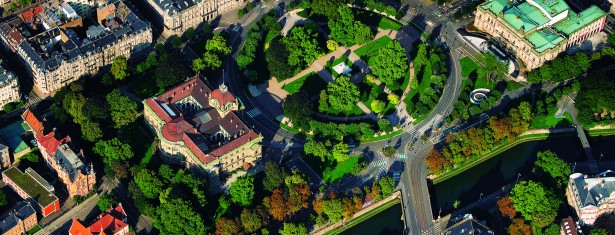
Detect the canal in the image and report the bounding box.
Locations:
[339,203,404,235]
[430,134,615,216]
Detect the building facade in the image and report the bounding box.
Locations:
[22,108,96,198]
[69,204,129,235]
[0,143,9,169]
[560,218,582,235]
[0,0,152,96]
[2,166,60,217]
[566,173,615,225]
[0,65,19,109]
[144,75,262,175]
[0,201,37,235]
[474,0,607,70]
[143,0,244,36]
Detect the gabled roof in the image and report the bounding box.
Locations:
[570,173,615,208]
[481,0,508,15]
[21,6,43,22]
[69,204,127,235]
[69,219,93,235]
[210,84,237,107]
[22,109,43,133]
[443,216,494,235]
[210,130,261,157]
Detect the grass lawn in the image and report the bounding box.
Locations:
[283,72,328,96]
[26,225,41,235]
[354,9,402,30]
[321,105,366,117]
[506,80,525,91]
[473,76,494,90]
[378,17,403,30]
[354,36,393,59]
[362,129,403,142]
[323,155,362,183]
[264,30,280,48]
[530,108,574,129]
[127,70,163,99]
[404,61,433,121]
[460,57,479,78]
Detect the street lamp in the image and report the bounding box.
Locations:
[479,192,483,201]
[516,173,521,183]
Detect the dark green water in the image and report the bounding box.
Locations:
[431,134,615,216]
[339,203,404,235]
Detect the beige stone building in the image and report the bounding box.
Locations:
[144,75,262,175]
[0,65,19,109]
[567,173,615,225]
[143,0,245,36]
[0,0,152,96]
[474,0,607,70]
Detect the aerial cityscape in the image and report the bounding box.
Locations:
[0,0,613,234]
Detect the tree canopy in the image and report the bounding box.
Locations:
[320,76,360,113]
[590,228,610,235]
[278,222,308,235]
[535,150,571,188]
[496,196,516,219]
[282,26,322,68]
[283,91,314,130]
[266,40,294,80]
[323,198,344,223]
[93,138,133,164]
[510,181,560,228]
[263,162,287,192]
[240,209,262,233]
[157,198,207,235]
[135,169,164,199]
[328,6,373,46]
[476,53,507,84]
[111,56,129,81]
[508,218,531,235]
[229,175,255,206]
[97,194,117,211]
[371,41,408,90]
[106,89,139,129]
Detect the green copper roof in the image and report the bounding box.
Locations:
[554,5,607,35]
[528,0,569,17]
[481,0,508,15]
[525,28,565,52]
[503,2,550,32]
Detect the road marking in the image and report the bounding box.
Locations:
[246,108,261,117]
[397,154,406,159]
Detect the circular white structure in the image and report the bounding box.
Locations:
[470,88,490,104]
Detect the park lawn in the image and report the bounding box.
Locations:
[530,108,574,129]
[378,17,403,30]
[404,61,433,119]
[506,80,525,91]
[26,225,41,235]
[460,57,479,78]
[362,129,403,142]
[283,72,314,94]
[264,30,280,49]
[354,36,393,59]
[321,105,366,117]
[323,155,362,183]
[474,77,492,90]
[127,70,164,99]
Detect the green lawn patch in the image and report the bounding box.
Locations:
[140,142,155,166]
[323,155,362,183]
[379,17,403,30]
[26,225,41,235]
[530,108,574,129]
[354,36,393,59]
[319,105,365,117]
[362,129,403,142]
[506,80,525,91]
[283,72,314,94]
[460,57,479,78]
[474,76,490,89]
[283,72,328,96]
[264,30,280,45]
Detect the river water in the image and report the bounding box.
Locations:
[339,203,404,235]
[430,134,615,216]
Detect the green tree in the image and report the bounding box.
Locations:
[263,162,287,192]
[510,181,560,228]
[172,36,182,48]
[331,142,349,162]
[590,228,610,235]
[240,209,262,233]
[371,100,386,114]
[328,6,373,46]
[229,175,255,206]
[543,224,561,235]
[81,120,103,142]
[63,91,87,124]
[282,26,322,67]
[378,119,393,133]
[414,43,428,69]
[323,76,360,112]
[2,102,17,113]
[535,150,571,188]
[279,223,308,235]
[266,40,294,79]
[158,164,175,183]
[202,21,212,39]
[518,101,532,122]
[323,199,344,223]
[184,27,196,41]
[111,56,129,81]
[283,91,314,130]
[192,58,206,74]
[371,41,408,90]
[206,35,231,56]
[202,51,222,70]
[477,53,507,84]
[378,176,396,197]
[97,194,117,211]
[93,138,133,164]
[327,39,339,52]
[312,0,346,18]
[20,152,40,163]
[0,191,7,207]
[156,199,206,235]
[135,169,164,199]
[106,89,139,129]
[388,93,400,105]
[155,51,191,89]
[304,141,329,162]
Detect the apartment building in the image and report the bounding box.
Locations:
[474,0,607,70]
[22,108,96,198]
[0,201,37,235]
[144,75,262,175]
[567,173,615,225]
[143,0,244,36]
[2,166,60,217]
[0,0,152,96]
[0,65,19,109]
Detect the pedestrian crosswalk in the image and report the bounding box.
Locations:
[246,108,261,118]
[397,154,406,159]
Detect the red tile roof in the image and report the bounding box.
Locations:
[161,117,194,142]
[21,6,43,22]
[156,75,212,105]
[210,87,236,107]
[36,131,70,158]
[22,109,43,133]
[183,134,216,164]
[69,219,93,235]
[210,130,260,157]
[145,99,172,123]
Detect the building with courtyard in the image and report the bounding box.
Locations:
[474,0,607,70]
[142,0,245,36]
[144,75,262,175]
[22,107,96,198]
[567,172,615,225]
[2,166,60,217]
[0,201,38,235]
[0,64,20,109]
[0,0,152,96]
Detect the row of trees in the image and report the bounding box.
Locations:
[526,47,615,83]
[426,102,532,174]
[575,74,615,126]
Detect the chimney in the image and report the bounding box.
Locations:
[584,183,588,190]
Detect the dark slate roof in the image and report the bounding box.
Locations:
[19,41,44,68]
[54,144,86,181]
[570,173,615,208]
[14,201,36,220]
[129,20,148,33]
[0,214,19,233]
[113,26,131,38]
[443,216,494,235]
[0,201,36,233]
